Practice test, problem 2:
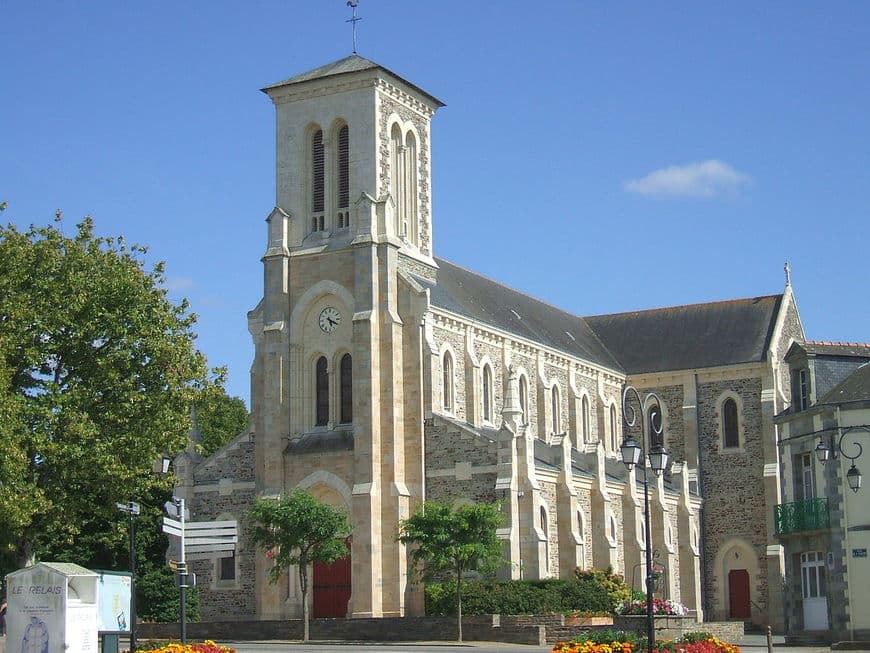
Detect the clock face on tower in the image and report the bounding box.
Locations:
[318,306,341,334]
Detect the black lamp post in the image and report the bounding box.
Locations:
[116,500,141,652]
[814,425,869,493]
[619,386,670,653]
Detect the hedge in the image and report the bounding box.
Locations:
[425,577,615,616]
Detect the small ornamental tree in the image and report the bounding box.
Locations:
[249,488,351,641]
[398,501,504,642]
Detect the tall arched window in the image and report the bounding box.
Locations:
[609,404,618,453]
[581,395,590,444]
[723,398,739,448]
[482,364,493,422]
[519,375,528,424]
[405,131,418,245]
[339,353,352,424]
[390,124,405,237]
[442,352,454,412]
[577,510,586,569]
[311,129,325,232]
[315,356,329,426]
[540,506,550,576]
[649,404,664,448]
[551,385,561,434]
[336,124,350,228]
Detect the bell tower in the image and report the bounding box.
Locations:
[249,55,444,619]
[261,54,443,259]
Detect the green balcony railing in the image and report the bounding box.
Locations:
[774,498,830,535]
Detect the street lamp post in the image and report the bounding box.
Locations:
[619,386,670,653]
[815,425,869,493]
[116,500,141,652]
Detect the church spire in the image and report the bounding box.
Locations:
[784,261,791,287]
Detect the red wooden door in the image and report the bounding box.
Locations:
[728,569,751,619]
[313,544,351,618]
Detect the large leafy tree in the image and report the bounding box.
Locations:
[0,211,215,571]
[398,501,505,642]
[194,387,249,457]
[250,488,351,641]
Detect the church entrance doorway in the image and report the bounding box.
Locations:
[728,569,751,619]
[313,540,351,618]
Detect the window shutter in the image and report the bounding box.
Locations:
[338,125,349,209]
[312,130,325,214]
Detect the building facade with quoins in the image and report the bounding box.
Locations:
[173,55,808,630]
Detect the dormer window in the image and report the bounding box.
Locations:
[792,368,810,411]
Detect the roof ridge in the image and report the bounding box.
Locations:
[806,340,870,348]
[584,293,783,320]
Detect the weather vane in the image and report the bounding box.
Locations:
[346,1,362,54]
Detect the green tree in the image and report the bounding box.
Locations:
[194,386,249,457]
[250,488,351,641]
[0,212,216,571]
[398,501,505,642]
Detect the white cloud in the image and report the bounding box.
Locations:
[624,159,751,198]
[165,276,196,292]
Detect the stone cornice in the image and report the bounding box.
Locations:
[429,306,626,382]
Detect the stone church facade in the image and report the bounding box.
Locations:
[173,55,804,629]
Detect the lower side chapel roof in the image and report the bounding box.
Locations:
[424,257,784,375]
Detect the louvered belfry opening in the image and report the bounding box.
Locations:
[336,125,350,228]
[312,129,325,230]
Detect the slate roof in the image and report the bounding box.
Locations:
[802,341,870,359]
[583,295,784,374]
[286,430,354,454]
[262,54,445,107]
[818,363,870,404]
[420,258,623,372]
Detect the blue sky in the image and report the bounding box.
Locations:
[3,2,869,405]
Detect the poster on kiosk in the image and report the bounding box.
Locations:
[5,562,99,653]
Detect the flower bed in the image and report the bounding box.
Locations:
[617,598,689,616]
[135,641,236,653]
[551,632,740,653]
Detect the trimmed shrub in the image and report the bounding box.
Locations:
[425,574,619,616]
[137,567,200,623]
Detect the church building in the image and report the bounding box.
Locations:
[173,55,805,630]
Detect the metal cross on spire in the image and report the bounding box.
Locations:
[346,1,362,53]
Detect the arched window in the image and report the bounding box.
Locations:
[336,124,350,228]
[339,353,352,424]
[577,510,586,569]
[442,351,454,412]
[723,398,739,448]
[390,124,405,237]
[581,395,590,444]
[315,356,329,426]
[551,385,561,434]
[482,364,493,422]
[405,131,418,245]
[519,375,528,424]
[649,404,664,448]
[609,404,618,453]
[540,506,550,576]
[311,129,325,232]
